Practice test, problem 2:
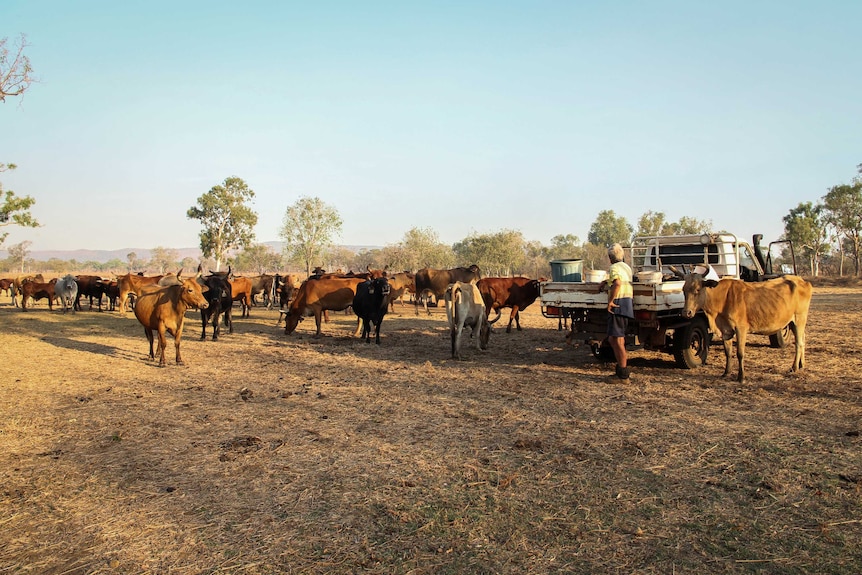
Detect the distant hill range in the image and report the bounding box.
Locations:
[0,242,378,264]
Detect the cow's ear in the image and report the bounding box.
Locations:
[704,280,719,288]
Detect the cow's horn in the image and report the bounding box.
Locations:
[668,265,685,280]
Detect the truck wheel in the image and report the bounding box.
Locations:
[673,317,709,369]
[769,324,790,348]
[590,341,616,363]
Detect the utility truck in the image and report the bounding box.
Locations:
[540,233,795,368]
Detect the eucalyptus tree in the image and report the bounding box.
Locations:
[587,210,633,247]
[279,196,342,277]
[822,180,862,276]
[187,176,258,272]
[783,201,829,276]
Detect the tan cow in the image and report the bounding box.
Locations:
[681,265,812,383]
[284,276,365,337]
[444,280,498,360]
[117,272,164,314]
[386,271,415,313]
[132,271,209,367]
[229,276,253,318]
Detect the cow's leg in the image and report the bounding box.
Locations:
[314,310,324,338]
[200,310,208,341]
[174,324,185,365]
[735,329,748,383]
[507,308,516,333]
[144,328,155,361]
[354,316,363,338]
[450,325,459,359]
[212,308,221,341]
[374,317,382,345]
[721,336,733,378]
[156,326,168,367]
[514,309,522,331]
[225,305,233,334]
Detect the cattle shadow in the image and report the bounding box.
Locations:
[40,336,121,357]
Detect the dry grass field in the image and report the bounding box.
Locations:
[1,283,861,574]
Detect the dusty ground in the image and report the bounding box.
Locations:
[1,286,860,574]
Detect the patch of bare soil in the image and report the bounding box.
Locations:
[1,289,861,574]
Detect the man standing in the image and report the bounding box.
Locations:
[601,243,634,380]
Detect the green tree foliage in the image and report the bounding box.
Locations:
[187,176,258,272]
[0,35,34,102]
[587,210,633,247]
[453,229,526,276]
[397,227,453,271]
[279,196,342,277]
[233,243,281,274]
[548,234,582,261]
[635,211,712,237]
[822,181,862,276]
[148,246,179,275]
[783,201,830,276]
[0,164,39,248]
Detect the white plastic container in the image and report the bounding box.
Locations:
[636,270,663,284]
[585,270,608,283]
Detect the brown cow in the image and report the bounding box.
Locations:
[386,271,415,313]
[117,273,164,313]
[132,271,209,367]
[477,277,541,333]
[284,276,366,337]
[681,265,812,383]
[0,278,13,297]
[20,279,57,311]
[229,276,253,318]
[414,265,481,315]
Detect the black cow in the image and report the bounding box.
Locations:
[414,265,481,315]
[352,276,391,344]
[74,275,106,311]
[199,269,234,341]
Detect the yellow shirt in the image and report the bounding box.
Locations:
[607,261,633,299]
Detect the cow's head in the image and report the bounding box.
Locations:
[178,272,209,310]
[283,309,304,335]
[681,265,720,319]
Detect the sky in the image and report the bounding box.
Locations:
[2,1,860,254]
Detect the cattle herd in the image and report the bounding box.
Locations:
[0,265,813,382]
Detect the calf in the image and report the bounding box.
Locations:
[681,265,812,383]
[352,276,391,344]
[133,271,209,367]
[444,280,498,359]
[229,275,253,318]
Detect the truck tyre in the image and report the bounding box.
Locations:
[673,317,709,369]
[769,324,790,348]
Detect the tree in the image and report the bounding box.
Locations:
[453,229,526,276]
[126,251,141,272]
[7,240,31,273]
[0,164,39,248]
[587,210,633,247]
[148,246,179,274]
[783,202,830,276]
[279,196,342,277]
[398,227,454,270]
[822,181,862,277]
[1,35,35,102]
[187,176,258,272]
[635,211,712,237]
[635,210,667,237]
[233,243,282,274]
[547,234,582,261]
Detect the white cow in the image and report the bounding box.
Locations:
[55,274,78,314]
[444,280,498,360]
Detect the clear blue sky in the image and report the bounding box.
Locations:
[2,1,860,253]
